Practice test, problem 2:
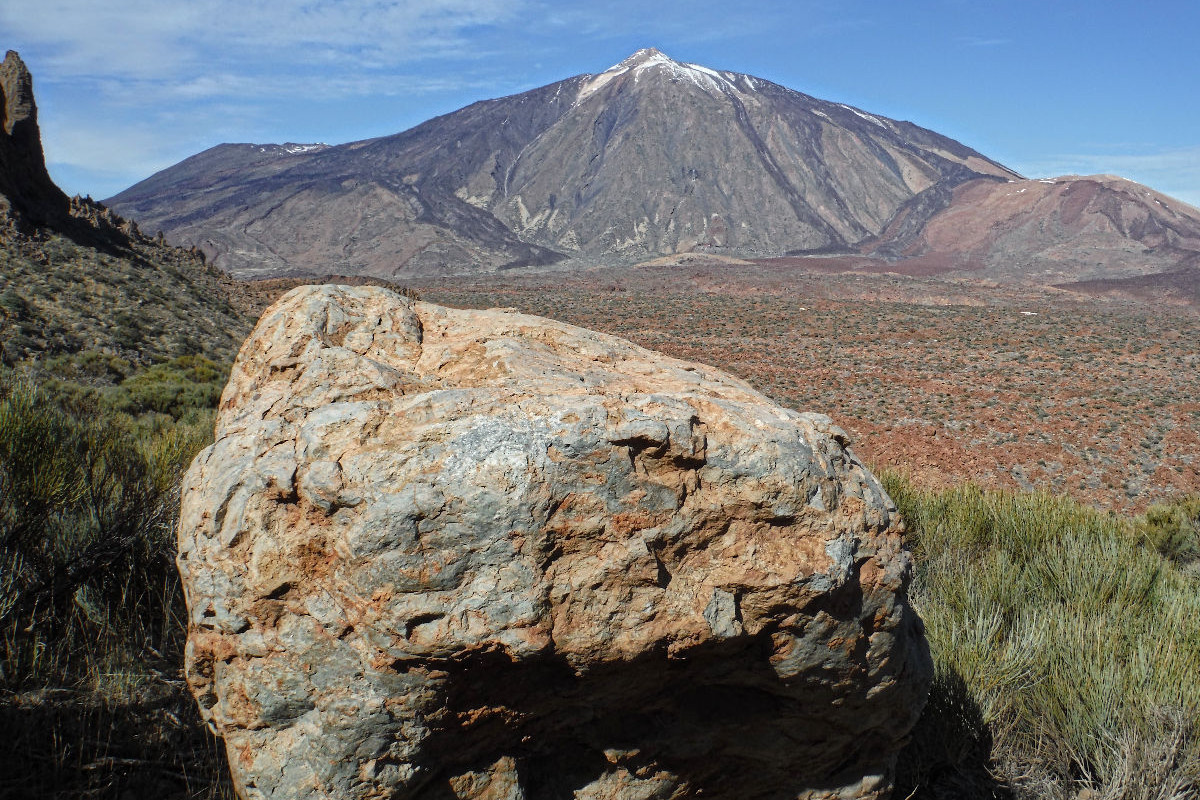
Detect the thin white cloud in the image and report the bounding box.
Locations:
[958,36,1011,47]
[2,0,526,81]
[6,0,532,196]
[1014,146,1200,209]
[43,127,181,189]
[525,0,860,49]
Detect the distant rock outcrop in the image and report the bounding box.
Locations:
[178,285,931,800]
[0,49,251,367]
[0,49,188,249]
[0,50,70,231]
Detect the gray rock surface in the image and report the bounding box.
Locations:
[179,284,931,800]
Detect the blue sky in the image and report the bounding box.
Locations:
[4,0,1198,207]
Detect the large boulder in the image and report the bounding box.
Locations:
[179,285,931,800]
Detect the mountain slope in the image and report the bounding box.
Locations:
[107,48,1018,278]
[863,174,1200,284]
[0,50,251,368]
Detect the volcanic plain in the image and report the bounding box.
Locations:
[409,257,1200,513]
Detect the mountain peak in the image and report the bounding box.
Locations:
[106,50,1032,278]
[619,47,672,67]
[579,48,739,104]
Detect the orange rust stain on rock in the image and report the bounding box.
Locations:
[858,558,882,588]
[608,511,659,537]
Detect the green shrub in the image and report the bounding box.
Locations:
[115,355,227,418]
[0,366,233,796]
[885,472,1200,799]
[1139,496,1200,565]
[1,373,160,682]
[0,288,29,319]
[71,350,134,383]
[0,364,222,684]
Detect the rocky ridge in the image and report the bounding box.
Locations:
[179,284,932,800]
[0,49,251,368]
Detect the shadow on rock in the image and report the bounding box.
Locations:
[410,631,910,800]
[893,667,1012,800]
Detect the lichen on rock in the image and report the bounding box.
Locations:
[178,284,931,800]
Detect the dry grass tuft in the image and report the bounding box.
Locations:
[885,473,1200,799]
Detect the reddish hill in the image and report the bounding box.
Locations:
[869,174,1200,284]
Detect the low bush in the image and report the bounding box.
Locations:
[0,365,234,798]
[1139,496,1200,566]
[886,474,1200,800]
[0,367,200,685]
[116,355,227,417]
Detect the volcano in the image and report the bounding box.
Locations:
[106,49,1200,287]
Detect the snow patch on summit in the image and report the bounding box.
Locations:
[838,104,886,128]
[576,48,744,104]
[254,143,330,156]
[284,143,328,155]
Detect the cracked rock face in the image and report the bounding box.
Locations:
[179,285,931,800]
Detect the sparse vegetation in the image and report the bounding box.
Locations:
[2,255,1198,798]
[886,473,1200,800]
[417,262,1200,512]
[0,221,248,797]
[0,230,248,368]
[0,364,236,798]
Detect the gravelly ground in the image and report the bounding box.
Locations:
[413,260,1200,512]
